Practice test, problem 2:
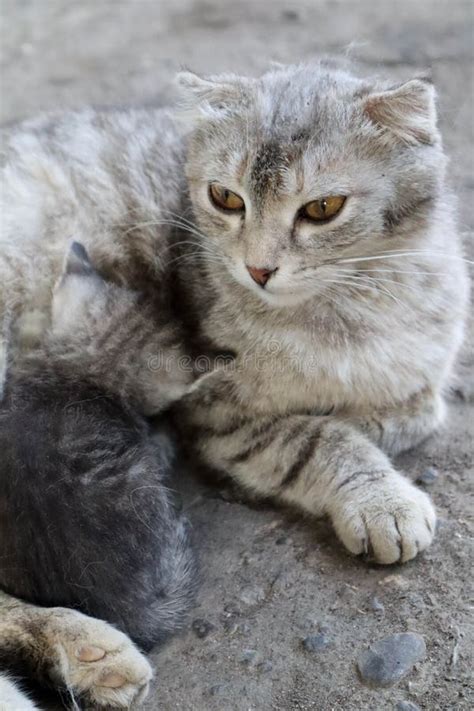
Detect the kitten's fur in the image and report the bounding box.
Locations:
[0,243,206,706]
[0,60,469,707]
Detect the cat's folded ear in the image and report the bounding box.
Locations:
[175,70,252,123]
[362,78,438,146]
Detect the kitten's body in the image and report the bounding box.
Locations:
[0,61,469,707]
[0,246,203,706]
[1,366,194,650]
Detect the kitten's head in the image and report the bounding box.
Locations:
[49,242,198,414]
[178,61,445,307]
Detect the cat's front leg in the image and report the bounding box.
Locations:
[339,387,446,456]
[187,403,435,564]
[0,591,152,708]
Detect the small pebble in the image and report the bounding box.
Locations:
[240,552,253,566]
[282,9,299,21]
[416,467,438,485]
[275,535,288,545]
[379,574,409,590]
[239,585,266,606]
[239,649,259,665]
[406,593,424,609]
[223,619,239,634]
[357,633,426,688]
[191,618,215,639]
[271,571,293,593]
[396,702,421,711]
[369,596,385,614]
[302,633,330,653]
[209,683,226,696]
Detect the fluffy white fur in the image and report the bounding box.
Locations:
[0,676,38,711]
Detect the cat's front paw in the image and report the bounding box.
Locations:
[330,473,436,564]
[45,608,152,708]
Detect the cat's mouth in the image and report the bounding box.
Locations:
[228,261,314,308]
[253,285,315,308]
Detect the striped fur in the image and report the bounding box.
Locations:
[0,60,470,704]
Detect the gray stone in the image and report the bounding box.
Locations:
[281,9,300,22]
[369,596,385,614]
[209,683,227,697]
[357,633,426,688]
[258,659,273,673]
[238,585,266,606]
[191,618,215,639]
[416,467,439,485]
[396,702,421,711]
[239,649,259,665]
[223,619,239,635]
[302,633,331,653]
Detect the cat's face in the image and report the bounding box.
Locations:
[180,63,444,308]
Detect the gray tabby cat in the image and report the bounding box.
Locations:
[0,60,469,707]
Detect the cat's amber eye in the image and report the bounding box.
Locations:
[209,183,245,212]
[302,195,346,222]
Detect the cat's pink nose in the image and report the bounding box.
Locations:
[246,265,277,287]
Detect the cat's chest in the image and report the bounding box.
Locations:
[221,319,428,412]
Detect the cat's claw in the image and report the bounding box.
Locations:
[331,474,436,564]
[45,608,152,708]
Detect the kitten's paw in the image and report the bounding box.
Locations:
[45,608,152,708]
[331,473,436,564]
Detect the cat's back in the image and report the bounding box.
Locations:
[1,106,184,211]
[0,106,186,319]
[0,368,149,494]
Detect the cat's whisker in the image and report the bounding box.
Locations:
[165,239,217,255]
[318,275,415,312]
[123,218,210,244]
[159,210,202,230]
[167,254,226,268]
[334,250,474,266]
[333,269,429,294]
[338,267,450,276]
[334,271,418,304]
[118,204,196,225]
[165,243,225,263]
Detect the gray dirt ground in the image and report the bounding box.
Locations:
[1,1,473,710]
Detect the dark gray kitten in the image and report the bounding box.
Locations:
[0,242,200,652]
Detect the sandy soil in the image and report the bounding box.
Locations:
[1,2,473,710]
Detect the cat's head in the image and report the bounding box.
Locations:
[49,242,200,414]
[178,61,445,308]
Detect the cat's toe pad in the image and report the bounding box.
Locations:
[332,475,436,564]
[46,610,152,708]
[76,645,106,662]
